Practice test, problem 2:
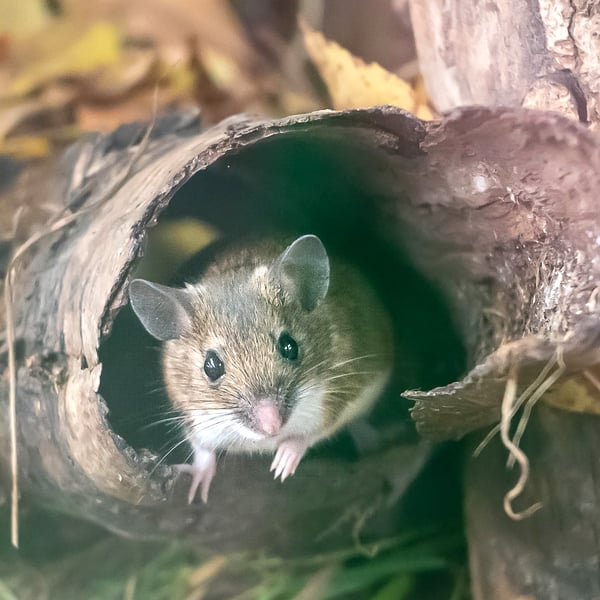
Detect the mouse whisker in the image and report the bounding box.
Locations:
[302,353,377,378]
[188,403,241,410]
[319,370,375,383]
[301,358,331,377]
[149,413,240,478]
[323,388,358,396]
[215,428,241,450]
[187,415,240,436]
[145,385,168,395]
[149,436,194,477]
[328,353,378,371]
[187,412,236,426]
[138,415,188,432]
[225,390,252,408]
[106,411,184,431]
[182,447,195,465]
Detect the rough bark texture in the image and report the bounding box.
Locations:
[410,0,599,127]
[409,2,600,598]
[467,405,600,600]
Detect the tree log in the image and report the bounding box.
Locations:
[2,104,600,569]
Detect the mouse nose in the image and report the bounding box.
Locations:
[254,400,282,436]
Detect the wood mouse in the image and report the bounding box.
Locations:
[129,234,393,503]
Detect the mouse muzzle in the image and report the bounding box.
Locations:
[253,399,283,436]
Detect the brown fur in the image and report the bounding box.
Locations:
[162,238,393,449]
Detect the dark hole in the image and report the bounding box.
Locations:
[99,131,467,467]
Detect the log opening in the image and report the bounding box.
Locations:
[98,130,466,489]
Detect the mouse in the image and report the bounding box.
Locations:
[129,234,393,503]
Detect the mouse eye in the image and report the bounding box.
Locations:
[204,350,225,381]
[277,332,298,361]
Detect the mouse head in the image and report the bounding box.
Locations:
[129,235,334,447]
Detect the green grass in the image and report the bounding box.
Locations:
[0,507,467,600]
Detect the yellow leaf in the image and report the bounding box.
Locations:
[0,134,50,158]
[413,75,436,120]
[0,0,50,36]
[134,218,218,282]
[301,20,431,118]
[8,22,121,98]
[545,373,600,415]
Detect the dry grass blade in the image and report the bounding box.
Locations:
[123,574,137,600]
[291,565,338,600]
[6,261,19,548]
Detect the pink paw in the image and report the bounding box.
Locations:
[175,448,216,504]
[270,438,308,481]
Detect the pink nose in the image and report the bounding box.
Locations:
[254,400,282,436]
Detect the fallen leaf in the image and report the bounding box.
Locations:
[61,0,264,74]
[545,369,600,415]
[301,20,431,118]
[77,47,157,102]
[0,0,51,36]
[0,134,50,158]
[133,218,218,282]
[0,84,76,157]
[413,74,436,120]
[7,21,121,98]
[0,34,10,62]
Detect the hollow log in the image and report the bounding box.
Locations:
[2,104,600,574]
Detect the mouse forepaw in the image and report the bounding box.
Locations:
[175,448,216,503]
[270,438,308,482]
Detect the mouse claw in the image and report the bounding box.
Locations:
[271,439,308,482]
[174,448,216,503]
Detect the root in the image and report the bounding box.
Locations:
[474,349,567,520]
[473,354,557,458]
[499,364,542,520]
[508,348,565,468]
[488,347,566,521]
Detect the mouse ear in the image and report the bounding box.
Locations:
[273,235,330,311]
[129,279,195,340]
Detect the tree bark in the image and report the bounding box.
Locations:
[410,0,599,127]
[467,405,600,600]
[409,2,600,597]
